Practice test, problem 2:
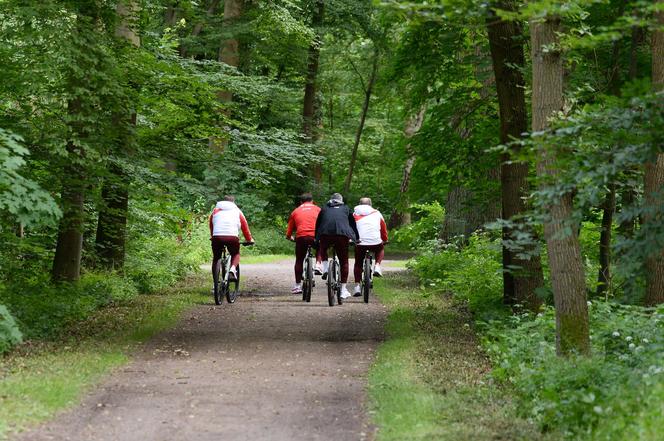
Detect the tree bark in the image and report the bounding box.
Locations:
[389,106,426,229]
[487,1,543,311]
[531,16,589,355]
[597,185,615,297]
[343,47,379,194]
[217,0,243,101]
[302,0,324,184]
[644,0,664,306]
[95,1,140,271]
[52,99,85,282]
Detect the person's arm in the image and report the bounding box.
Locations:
[314,207,323,242]
[209,213,214,237]
[380,215,388,242]
[239,211,253,242]
[285,213,295,239]
[348,207,359,241]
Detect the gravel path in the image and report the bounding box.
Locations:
[17,259,392,441]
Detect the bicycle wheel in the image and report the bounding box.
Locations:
[335,257,343,305]
[327,260,336,307]
[227,265,239,303]
[214,259,223,305]
[363,256,372,304]
[303,257,313,302]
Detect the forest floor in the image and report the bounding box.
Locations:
[11,260,391,441]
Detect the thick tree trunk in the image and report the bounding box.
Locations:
[217,0,243,101]
[531,16,589,355]
[302,0,324,184]
[96,1,140,271]
[389,107,426,229]
[597,185,616,296]
[644,0,664,306]
[487,1,543,311]
[344,48,379,194]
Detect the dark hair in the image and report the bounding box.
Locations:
[300,192,313,203]
[223,195,235,202]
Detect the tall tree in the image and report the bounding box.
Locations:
[302,0,324,184]
[218,0,244,102]
[531,14,590,355]
[343,45,379,193]
[95,0,140,271]
[388,106,426,229]
[643,0,664,306]
[487,1,543,310]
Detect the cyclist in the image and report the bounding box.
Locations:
[314,193,359,299]
[285,192,321,294]
[352,197,388,296]
[209,195,254,282]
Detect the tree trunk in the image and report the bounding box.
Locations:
[531,16,589,356]
[217,0,243,101]
[487,1,544,311]
[344,47,379,194]
[179,0,220,58]
[389,106,426,229]
[302,0,324,184]
[597,185,615,297]
[644,0,664,306]
[95,1,140,271]
[52,98,85,282]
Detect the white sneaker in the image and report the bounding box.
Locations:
[228,266,237,281]
[291,283,303,294]
[314,262,323,275]
[340,284,351,299]
[353,284,361,297]
[373,264,383,277]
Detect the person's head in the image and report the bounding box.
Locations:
[223,195,235,203]
[300,192,313,204]
[330,193,343,203]
[359,197,372,207]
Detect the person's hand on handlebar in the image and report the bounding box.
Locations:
[286,235,295,242]
[242,241,255,246]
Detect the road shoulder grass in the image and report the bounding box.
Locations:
[0,273,208,439]
[369,271,558,441]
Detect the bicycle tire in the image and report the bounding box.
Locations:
[226,265,239,303]
[214,259,223,305]
[335,257,343,305]
[363,256,372,304]
[327,260,336,307]
[304,257,313,302]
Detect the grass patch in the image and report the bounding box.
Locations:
[369,272,558,441]
[0,274,208,439]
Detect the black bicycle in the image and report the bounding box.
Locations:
[302,244,316,302]
[360,249,375,304]
[212,241,253,305]
[325,246,343,307]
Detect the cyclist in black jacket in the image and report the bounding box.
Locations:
[314,193,359,299]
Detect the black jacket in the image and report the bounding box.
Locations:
[314,200,359,241]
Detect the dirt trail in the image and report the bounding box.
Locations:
[16,260,392,441]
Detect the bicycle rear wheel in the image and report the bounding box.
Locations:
[303,258,313,302]
[335,258,343,305]
[327,260,336,307]
[214,260,223,305]
[226,265,239,303]
[363,256,372,304]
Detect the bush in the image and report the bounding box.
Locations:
[0,304,22,354]
[409,233,504,318]
[391,202,444,251]
[483,303,664,439]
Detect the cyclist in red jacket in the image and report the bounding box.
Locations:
[286,193,321,294]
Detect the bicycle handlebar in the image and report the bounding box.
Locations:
[241,241,255,246]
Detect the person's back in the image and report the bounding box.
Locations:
[209,196,253,282]
[314,193,358,299]
[351,197,388,296]
[286,193,321,294]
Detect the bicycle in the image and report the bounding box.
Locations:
[359,249,375,304]
[287,237,316,302]
[324,246,343,307]
[212,241,254,305]
[302,244,316,302]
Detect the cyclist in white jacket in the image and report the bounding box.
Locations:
[352,197,388,296]
[209,195,254,282]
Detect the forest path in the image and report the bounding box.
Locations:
[16,259,395,441]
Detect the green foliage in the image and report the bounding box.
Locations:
[483,303,664,439]
[409,232,505,317]
[392,202,445,250]
[0,304,22,354]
